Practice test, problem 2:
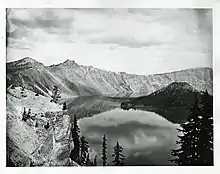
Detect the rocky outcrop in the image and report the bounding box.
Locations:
[7,111,77,166]
[6,58,213,98]
[46,114,73,166]
[6,89,78,167]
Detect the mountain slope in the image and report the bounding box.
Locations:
[132,82,198,107]
[122,82,213,123]
[6,57,213,97]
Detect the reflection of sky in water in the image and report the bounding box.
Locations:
[79,108,180,166]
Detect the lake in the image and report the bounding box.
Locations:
[66,96,180,165]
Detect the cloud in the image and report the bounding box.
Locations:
[8,9,74,30]
[6,8,212,75]
[7,9,75,48]
[7,28,29,39]
[89,37,169,48]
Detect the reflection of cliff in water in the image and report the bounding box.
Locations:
[65,96,121,120]
[64,91,151,119]
[64,93,190,124]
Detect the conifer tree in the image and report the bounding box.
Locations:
[85,153,91,166]
[27,109,31,119]
[70,115,80,163]
[21,86,27,97]
[101,134,107,166]
[80,136,89,165]
[171,92,213,165]
[21,86,24,95]
[112,141,125,166]
[93,155,97,166]
[35,121,38,127]
[63,102,67,110]
[51,85,61,103]
[22,107,26,121]
[198,90,213,165]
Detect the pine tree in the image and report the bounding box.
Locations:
[70,115,80,163]
[44,122,50,130]
[35,121,38,127]
[21,86,27,97]
[112,141,125,166]
[63,102,67,110]
[51,85,61,103]
[85,153,91,166]
[197,90,213,165]
[27,109,31,119]
[21,86,24,95]
[22,107,26,121]
[80,136,89,165]
[101,134,107,166]
[171,92,213,165]
[93,155,97,166]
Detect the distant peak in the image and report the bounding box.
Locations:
[48,59,79,68]
[63,59,76,65]
[22,57,38,62]
[6,57,45,69]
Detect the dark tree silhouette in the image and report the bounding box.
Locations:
[198,90,213,165]
[85,153,91,166]
[93,155,97,166]
[51,85,61,103]
[27,109,31,119]
[101,134,107,166]
[35,121,38,127]
[80,136,89,165]
[21,86,27,97]
[171,92,213,165]
[63,102,67,111]
[44,122,50,130]
[112,141,125,166]
[30,161,34,167]
[22,107,26,121]
[70,115,80,163]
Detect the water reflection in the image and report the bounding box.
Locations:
[79,108,180,166]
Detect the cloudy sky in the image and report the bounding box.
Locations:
[6,8,212,75]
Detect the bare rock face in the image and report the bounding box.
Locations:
[46,114,73,166]
[6,91,77,167]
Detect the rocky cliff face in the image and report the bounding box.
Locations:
[6,57,213,98]
[6,88,78,166]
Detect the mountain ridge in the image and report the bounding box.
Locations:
[7,57,212,76]
[6,57,213,97]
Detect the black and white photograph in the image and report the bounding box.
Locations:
[6,8,213,167]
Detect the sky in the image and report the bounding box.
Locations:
[6,8,212,75]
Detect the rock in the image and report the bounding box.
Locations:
[46,115,73,166]
[7,94,77,166]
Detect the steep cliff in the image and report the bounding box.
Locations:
[6,57,213,98]
[6,87,78,166]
